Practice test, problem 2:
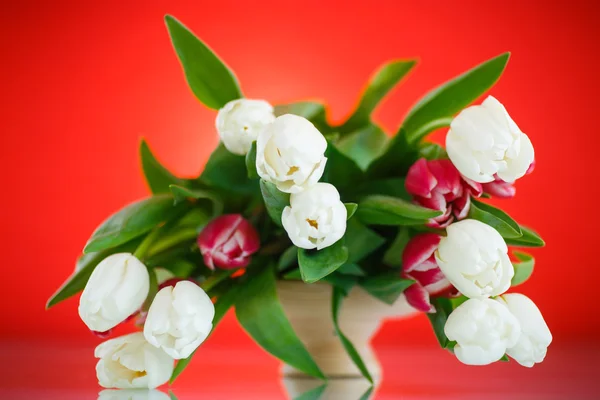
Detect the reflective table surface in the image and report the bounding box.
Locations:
[1,340,598,399]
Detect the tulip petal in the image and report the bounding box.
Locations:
[404,282,435,313]
[405,158,437,198]
[402,233,442,273]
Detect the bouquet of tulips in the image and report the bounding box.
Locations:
[47,15,551,390]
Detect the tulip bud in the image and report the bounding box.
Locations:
[198,214,260,270]
[405,158,482,228]
[402,233,454,313]
[95,332,174,389]
[444,298,521,366]
[497,293,552,367]
[435,219,514,299]
[98,389,170,400]
[446,96,535,183]
[143,281,215,359]
[216,98,275,155]
[281,182,347,250]
[79,253,150,333]
[256,114,327,193]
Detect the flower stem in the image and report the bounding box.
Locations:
[133,228,163,261]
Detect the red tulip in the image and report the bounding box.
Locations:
[402,233,455,313]
[198,214,260,270]
[405,158,482,228]
[482,159,535,198]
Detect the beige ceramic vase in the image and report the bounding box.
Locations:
[277,280,415,397]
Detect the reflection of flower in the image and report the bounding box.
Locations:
[98,389,170,400]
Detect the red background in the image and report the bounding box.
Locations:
[1,0,598,379]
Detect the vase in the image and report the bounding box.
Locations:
[277,280,415,386]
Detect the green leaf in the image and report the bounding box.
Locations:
[322,142,364,191]
[358,387,375,400]
[360,272,414,305]
[293,384,327,400]
[427,297,455,348]
[298,239,349,283]
[339,60,416,133]
[383,228,411,267]
[140,139,184,194]
[169,184,223,216]
[337,263,365,277]
[468,199,522,239]
[324,273,357,296]
[356,195,441,226]
[419,142,447,160]
[200,143,258,194]
[235,267,325,379]
[278,246,298,271]
[344,219,386,264]
[353,178,411,201]
[160,259,196,278]
[274,101,329,132]
[84,195,178,253]
[169,391,179,400]
[245,141,259,179]
[142,266,159,312]
[283,269,302,280]
[505,225,545,247]
[170,281,239,383]
[336,124,388,171]
[500,354,510,362]
[511,251,535,286]
[46,239,141,309]
[260,180,290,227]
[344,203,358,220]
[331,287,373,383]
[165,15,241,109]
[402,53,510,143]
[365,128,418,179]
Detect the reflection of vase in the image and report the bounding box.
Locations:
[277,281,415,384]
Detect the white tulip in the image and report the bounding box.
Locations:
[98,389,170,400]
[216,98,275,155]
[446,96,534,183]
[79,253,149,332]
[444,298,521,365]
[497,293,552,367]
[435,219,513,299]
[282,182,347,250]
[95,332,174,389]
[143,281,215,359]
[256,114,327,193]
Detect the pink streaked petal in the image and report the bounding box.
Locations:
[198,214,243,253]
[405,158,437,198]
[203,253,215,270]
[461,176,483,197]
[404,283,435,313]
[428,159,462,196]
[213,252,251,270]
[402,233,442,273]
[427,205,453,228]
[236,219,261,253]
[482,180,516,198]
[526,159,536,175]
[409,254,438,272]
[418,191,447,212]
[407,267,447,288]
[452,194,470,220]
